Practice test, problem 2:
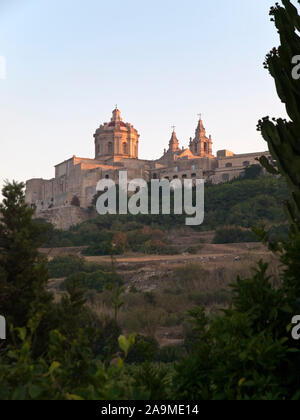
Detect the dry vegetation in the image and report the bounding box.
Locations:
[46,237,281,347]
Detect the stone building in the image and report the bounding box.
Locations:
[25,107,270,228]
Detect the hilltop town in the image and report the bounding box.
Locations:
[25,108,270,228]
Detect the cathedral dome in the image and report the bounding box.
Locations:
[94,108,140,160]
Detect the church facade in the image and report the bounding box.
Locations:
[25,108,269,217]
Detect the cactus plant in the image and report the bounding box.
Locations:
[258,0,300,232]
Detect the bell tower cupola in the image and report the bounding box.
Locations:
[189,116,214,158]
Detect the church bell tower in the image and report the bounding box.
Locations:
[189,116,213,158]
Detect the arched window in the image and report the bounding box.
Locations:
[122,142,128,154]
[222,174,229,182]
[204,142,208,153]
[243,161,250,167]
[182,174,187,179]
[108,142,113,154]
[225,162,233,168]
[153,173,158,179]
[191,173,197,178]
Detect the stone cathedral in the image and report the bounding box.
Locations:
[25,108,269,228]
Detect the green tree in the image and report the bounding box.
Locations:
[0,182,114,359]
[243,164,263,180]
[0,181,53,331]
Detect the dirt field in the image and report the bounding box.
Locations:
[85,242,268,265]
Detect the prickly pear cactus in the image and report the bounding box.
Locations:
[258,0,300,231]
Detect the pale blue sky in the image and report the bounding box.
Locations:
[0,0,290,190]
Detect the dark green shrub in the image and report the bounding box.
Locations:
[82,242,122,256]
[163,313,184,327]
[156,345,186,363]
[185,245,203,254]
[91,317,122,361]
[60,270,124,293]
[187,290,231,307]
[267,224,289,242]
[126,335,160,364]
[213,226,258,244]
[243,164,263,179]
[48,255,101,278]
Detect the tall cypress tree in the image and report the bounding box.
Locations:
[0,181,53,330]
